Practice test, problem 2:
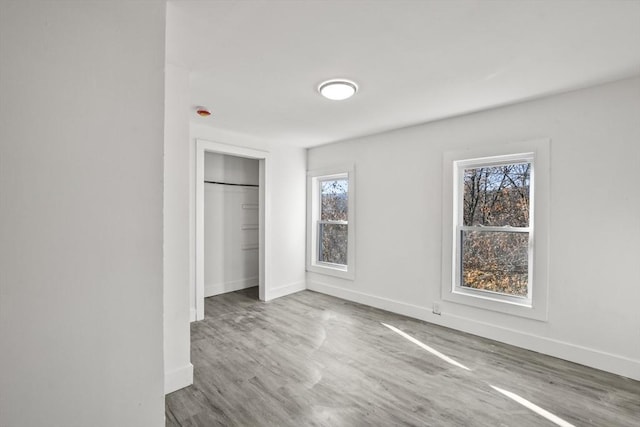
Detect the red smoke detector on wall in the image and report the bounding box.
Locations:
[196,107,212,117]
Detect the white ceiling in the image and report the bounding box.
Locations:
[167,0,640,148]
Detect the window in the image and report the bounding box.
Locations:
[441,139,549,320]
[307,167,355,279]
[455,155,533,305]
[318,177,349,265]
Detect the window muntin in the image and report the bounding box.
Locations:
[454,155,534,304]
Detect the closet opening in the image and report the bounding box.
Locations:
[195,140,269,321]
[204,152,259,301]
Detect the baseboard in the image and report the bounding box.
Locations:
[205,277,258,297]
[266,281,306,301]
[189,307,196,323]
[164,363,193,395]
[307,280,640,381]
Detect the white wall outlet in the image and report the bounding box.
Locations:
[432,302,441,315]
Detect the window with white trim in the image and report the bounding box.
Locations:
[454,154,534,305]
[307,168,355,279]
[441,139,549,320]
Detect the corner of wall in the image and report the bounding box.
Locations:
[266,281,307,301]
[164,363,194,395]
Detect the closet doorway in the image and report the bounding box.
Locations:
[195,139,269,320]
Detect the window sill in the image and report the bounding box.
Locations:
[307,263,355,280]
[454,287,532,307]
[443,287,546,321]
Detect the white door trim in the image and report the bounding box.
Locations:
[195,139,269,320]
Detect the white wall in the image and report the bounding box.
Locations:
[204,153,259,296]
[0,2,166,426]
[307,76,640,380]
[164,61,193,394]
[266,144,308,299]
[190,125,307,304]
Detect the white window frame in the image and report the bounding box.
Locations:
[307,166,355,280]
[454,153,535,306]
[441,139,549,321]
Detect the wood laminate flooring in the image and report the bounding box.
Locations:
[165,288,639,426]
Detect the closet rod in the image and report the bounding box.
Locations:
[204,180,259,188]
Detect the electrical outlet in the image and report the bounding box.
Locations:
[432,303,441,315]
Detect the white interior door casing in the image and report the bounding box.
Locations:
[195,139,269,320]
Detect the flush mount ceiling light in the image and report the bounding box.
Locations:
[318,79,358,100]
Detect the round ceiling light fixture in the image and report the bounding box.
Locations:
[318,79,358,101]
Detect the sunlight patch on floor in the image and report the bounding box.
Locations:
[381,323,577,426]
[490,385,576,427]
[381,323,471,371]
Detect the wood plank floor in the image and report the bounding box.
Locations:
[165,288,640,426]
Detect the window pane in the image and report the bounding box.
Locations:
[318,223,347,265]
[461,230,528,297]
[320,179,348,221]
[463,163,530,227]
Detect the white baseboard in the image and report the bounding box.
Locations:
[189,307,196,323]
[266,281,306,301]
[164,363,193,395]
[307,280,640,381]
[205,277,258,297]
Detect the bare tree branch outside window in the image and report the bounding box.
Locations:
[318,179,348,265]
[461,163,531,296]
